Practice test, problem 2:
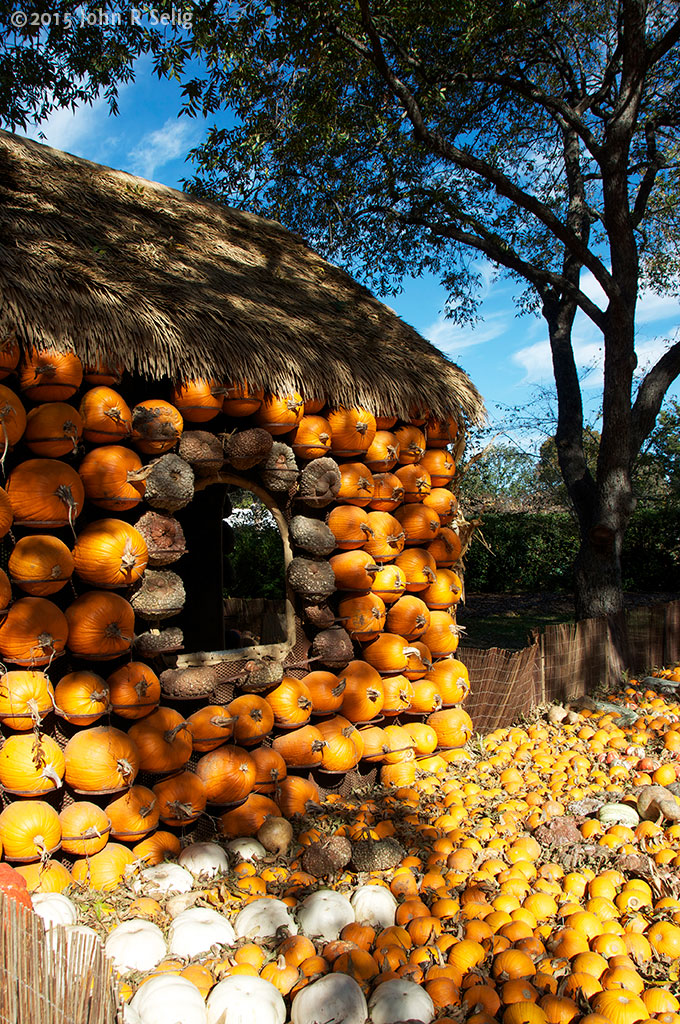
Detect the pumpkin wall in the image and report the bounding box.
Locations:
[0,345,473,880]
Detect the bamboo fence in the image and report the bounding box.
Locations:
[461,598,680,732]
[0,892,118,1024]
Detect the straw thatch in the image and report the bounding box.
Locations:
[0,130,484,423]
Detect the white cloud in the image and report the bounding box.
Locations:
[425,310,509,356]
[127,118,200,179]
[635,290,680,326]
[22,96,108,156]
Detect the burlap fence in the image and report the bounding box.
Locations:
[461,598,680,733]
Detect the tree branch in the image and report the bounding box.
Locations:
[630,338,680,455]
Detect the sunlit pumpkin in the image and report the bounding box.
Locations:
[228,694,275,746]
[195,744,257,805]
[59,801,111,856]
[266,676,314,728]
[73,518,148,589]
[18,348,83,401]
[394,425,426,464]
[24,402,82,456]
[64,726,140,794]
[0,669,54,729]
[291,415,332,460]
[338,463,375,506]
[105,786,160,840]
[369,472,404,512]
[78,445,146,511]
[255,392,304,434]
[107,662,161,719]
[186,704,235,751]
[0,800,61,862]
[273,724,327,768]
[8,535,74,595]
[395,464,432,503]
[71,843,137,890]
[327,505,373,550]
[65,591,134,660]
[316,715,364,771]
[128,707,193,774]
[0,597,68,666]
[79,386,132,443]
[302,671,346,714]
[365,431,400,473]
[0,733,65,795]
[54,670,110,725]
[153,770,207,826]
[338,593,386,641]
[328,407,377,457]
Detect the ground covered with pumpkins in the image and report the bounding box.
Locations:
[4,673,680,1024]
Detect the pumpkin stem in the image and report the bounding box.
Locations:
[41,764,63,789]
[331,680,346,697]
[166,799,195,821]
[120,537,140,573]
[117,758,135,782]
[311,739,327,753]
[0,413,9,477]
[139,797,157,818]
[164,722,190,744]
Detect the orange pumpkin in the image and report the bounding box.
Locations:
[327,506,373,550]
[328,407,377,457]
[0,734,65,795]
[386,595,431,640]
[54,670,109,725]
[0,801,61,862]
[16,860,73,894]
[338,593,386,641]
[410,677,443,714]
[0,486,13,538]
[256,392,304,434]
[302,671,346,714]
[107,662,161,719]
[394,505,440,545]
[71,843,136,890]
[273,724,326,767]
[105,786,160,840]
[427,708,473,749]
[420,450,456,487]
[395,464,432,502]
[219,793,282,838]
[153,771,207,826]
[6,458,84,528]
[83,360,123,386]
[316,715,364,771]
[195,745,257,804]
[8,535,74,595]
[266,676,313,728]
[186,705,235,752]
[64,726,140,794]
[291,415,332,459]
[251,747,288,793]
[223,382,264,417]
[78,445,146,511]
[361,633,411,675]
[79,386,132,444]
[422,610,461,657]
[395,548,437,592]
[394,425,426,464]
[131,399,183,454]
[330,550,380,591]
[0,597,68,666]
[59,801,111,855]
[369,473,404,511]
[73,518,148,588]
[0,384,26,455]
[24,402,82,456]
[338,464,375,506]
[170,378,224,422]
[421,569,463,610]
[132,831,182,865]
[363,511,406,562]
[428,527,463,567]
[0,669,54,729]
[0,566,11,611]
[338,661,385,722]
[228,694,275,746]
[404,641,432,680]
[423,488,458,524]
[65,591,134,661]
[19,348,83,401]
[381,674,414,716]
[276,776,320,817]
[365,431,400,473]
[371,564,407,604]
[426,416,459,448]
[426,659,470,705]
[128,707,193,774]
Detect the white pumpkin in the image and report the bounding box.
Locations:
[207,975,286,1024]
[226,838,266,861]
[121,1003,143,1024]
[291,974,367,1024]
[297,890,354,941]
[105,919,167,974]
[351,885,397,928]
[598,802,640,828]
[233,898,298,940]
[130,974,207,1024]
[169,906,236,958]
[368,979,435,1024]
[134,863,194,895]
[32,892,78,929]
[179,842,229,879]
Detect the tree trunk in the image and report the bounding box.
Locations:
[573,517,625,619]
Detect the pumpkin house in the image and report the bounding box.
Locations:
[0,128,484,871]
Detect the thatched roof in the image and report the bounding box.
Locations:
[0,130,484,424]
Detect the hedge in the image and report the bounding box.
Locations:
[464,506,680,593]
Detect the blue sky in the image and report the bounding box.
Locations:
[21,58,680,447]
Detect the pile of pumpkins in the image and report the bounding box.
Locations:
[5,673,680,1024]
[0,342,473,879]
